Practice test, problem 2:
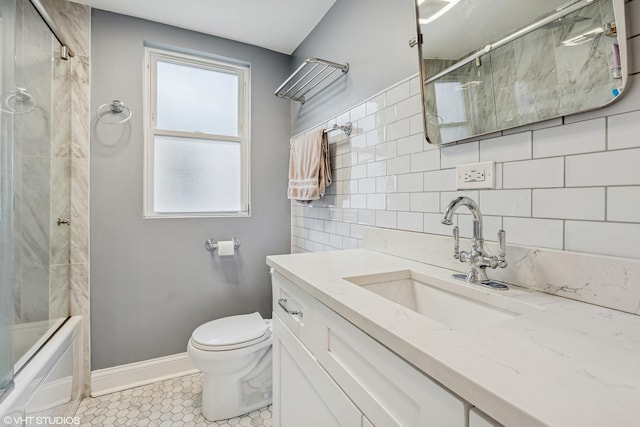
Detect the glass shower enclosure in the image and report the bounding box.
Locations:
[0,0,71,401]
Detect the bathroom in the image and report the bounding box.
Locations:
[0,0,639,425]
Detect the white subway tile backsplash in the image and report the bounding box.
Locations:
[375,141,396,159]
[350,133,367,149]
[397,211,423,232]
[398,172,424,192]
[386,117,412,141]
[351,164,367,179]
[608,187,640,222]
[350,103,367,122]
[350,223,365,239]
[358,177,375,194]
[318,231,330,245]
[376,210,397,228]
[533,188,605,220]
[387,193,410,211]
[366,94,385,115]
[293,68,640,261]
[607,111,640,150]
[565,221,640,259]
[376,105,397,128]
[410,150,440,172]
[366,129,386,147]
[386,80,411,105]
[397,95,422,120]
[480,132,531,163]
[336,221,350,236]
[367,194,386,210]
[357,114,376,134]
[387,155,411,175]
[409,76,421,96]
[376,176,397,193]
[329,234,343,249]
[480,189,531,217]
[423,169,456,191]
[502,217,564,249]
[566,148,640,186]
[440,141,479,168]
[358,209,376,225]
[410,113,425,137]
[532,118,605,158]
[396,133,424,156]
[324,220,337,234]
[410,192,440,213]
[503,157,564,189]
[351,194,366,209]
[367,160,387,177]
[343,209,358,223]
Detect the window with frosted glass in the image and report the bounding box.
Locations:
[144,48,249,217]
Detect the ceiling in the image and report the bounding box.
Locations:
[72,0,337,54]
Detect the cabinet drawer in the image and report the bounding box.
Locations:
[271,270,321,351]
[315,301,466,427]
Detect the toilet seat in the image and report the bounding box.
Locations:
[191,312,271,351]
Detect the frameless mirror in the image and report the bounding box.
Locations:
[416,0,629,145]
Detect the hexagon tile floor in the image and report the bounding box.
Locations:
[74,372,272,426]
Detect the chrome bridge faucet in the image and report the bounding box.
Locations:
[441,196,508,290]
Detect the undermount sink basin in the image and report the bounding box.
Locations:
[343,270,539,330]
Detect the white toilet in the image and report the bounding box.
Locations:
[187,312,273,421]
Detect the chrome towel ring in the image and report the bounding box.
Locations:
[97,100,132,124]
[0,87,36,114]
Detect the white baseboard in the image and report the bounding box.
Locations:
[90,352,198,397]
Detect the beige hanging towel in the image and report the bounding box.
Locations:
[287,129,332,203]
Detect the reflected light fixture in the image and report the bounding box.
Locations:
[418,0,461,25]
[561,27,604,46]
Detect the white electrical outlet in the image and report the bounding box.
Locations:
[456,161,496,189]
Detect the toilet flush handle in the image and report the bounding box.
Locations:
[278,297,302,318]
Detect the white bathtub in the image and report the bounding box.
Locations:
[0,316,83,427]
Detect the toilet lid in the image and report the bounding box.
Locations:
[191,312,270,349]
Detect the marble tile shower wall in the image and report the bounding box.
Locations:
[291,0,640,261]
[41,0,92,395]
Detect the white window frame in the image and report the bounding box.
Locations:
[143,47,250,218]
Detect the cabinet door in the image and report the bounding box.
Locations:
[272,315,363,427]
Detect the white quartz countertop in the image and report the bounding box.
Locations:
[266,249,640,427]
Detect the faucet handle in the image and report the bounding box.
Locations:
[497,229,507,268]
[453,226,460,259]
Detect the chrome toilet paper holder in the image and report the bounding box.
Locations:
[205,238,240,252]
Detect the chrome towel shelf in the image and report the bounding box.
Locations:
[275,58,349,104]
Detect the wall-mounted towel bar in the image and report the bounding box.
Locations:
[275,58,349,104]
[324,122,352,137]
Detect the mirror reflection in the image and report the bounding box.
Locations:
[417,0,628,145]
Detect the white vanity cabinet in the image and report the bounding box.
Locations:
[469,408,502,427]
[271,270,466,427]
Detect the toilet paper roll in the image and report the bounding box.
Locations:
[217,240,236,256]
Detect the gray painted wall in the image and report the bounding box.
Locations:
[90,10,292,370]
[291,0,418,134]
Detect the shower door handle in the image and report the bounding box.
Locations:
[57,217,70,226]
